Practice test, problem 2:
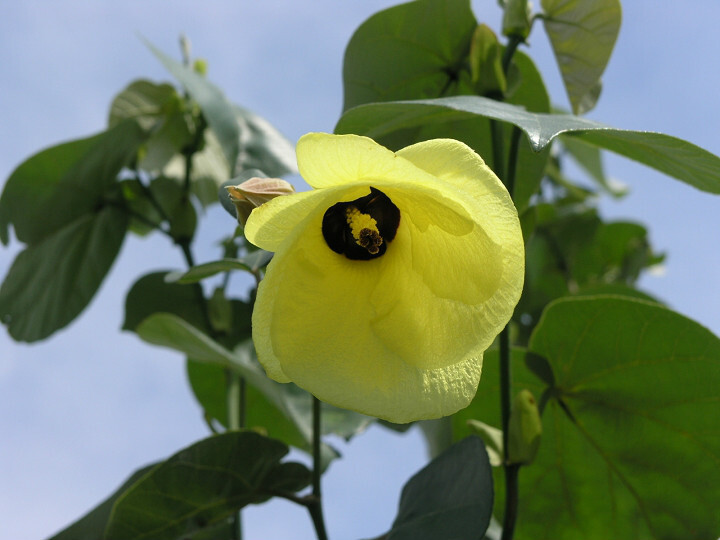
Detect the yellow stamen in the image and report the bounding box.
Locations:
[346,207,383,253]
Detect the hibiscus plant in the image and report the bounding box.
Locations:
[2,0,720,539]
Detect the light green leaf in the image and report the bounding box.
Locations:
[384,437,494,540]
[144,39,240,173]
[145,41,296,184]
[559,134,626,196]
[165,253,273,284]
[109,79,194,172]
[104,431,310,540]
[0,207,127,342]
[136,315,369,463]
[342,0,477,111]
[136,313,238,369]
[469,24,506,96]
[109,79,178,129]
[0,120,146,245]
[335,95,720,194]
[522,296,720,539]
[187,360,308,451]
[232,104,297,177]
[541,0,622,113]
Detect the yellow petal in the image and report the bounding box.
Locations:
[251,207,485,421]
[248,134,525,423]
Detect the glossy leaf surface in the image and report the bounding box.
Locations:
[336,95,720,194]
[541,0,622,114]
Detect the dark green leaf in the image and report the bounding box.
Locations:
[48,464,157,540]
[385,436,494,540]
[541,0,622,114]
[342,0,477,111]
[0,120,146,245]
[123,271,208,332]
[0,207,128,342]
[104,431,311,540]
[521,297,720,539]
[165,253,272,284]
[335,95,720,194]
[148,175,197,241]
[120,179,163,236]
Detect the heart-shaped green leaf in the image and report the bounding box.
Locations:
[520,296,720,539]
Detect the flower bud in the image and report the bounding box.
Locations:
[226,177,295,226]
[508,389,542,465]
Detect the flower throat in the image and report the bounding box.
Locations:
[322,187,400,260]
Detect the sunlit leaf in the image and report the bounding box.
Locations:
[541,0,622,114]
[518,297,720,539]
[342,0,477,111]
[336,95,720,194]
[104,431,310,540]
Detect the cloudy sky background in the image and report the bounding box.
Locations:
[1,1,719,539]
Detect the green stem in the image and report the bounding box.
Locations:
[308,396,329,540]
[501,34,523,75]
[494,32,524,540]
[226,371,245,540]
[501,464,521,540]
[498,326,519,540]
[227,371,242,431]
[490,120,506,182]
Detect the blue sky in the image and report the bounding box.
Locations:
[1,2,719,539]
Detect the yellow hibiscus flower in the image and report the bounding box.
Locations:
[245,133,524,423]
